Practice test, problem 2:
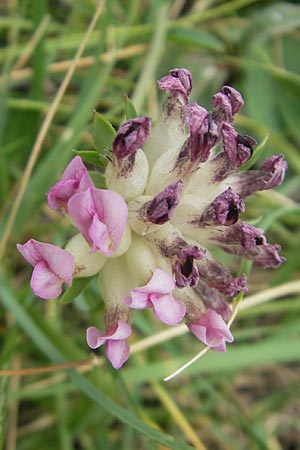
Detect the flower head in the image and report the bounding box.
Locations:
[18,67,286,370]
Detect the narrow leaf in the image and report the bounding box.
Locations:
[73,150,108,168]
[60,277,94,305]
[124,95,137,120]
[91,111,116,156]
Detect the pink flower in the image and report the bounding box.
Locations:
[124,269,186,325]
[67,187,128,256]
[47,156,93,211]
[86,320,132,369]
[187,308,234,352]
[16,239,74,299]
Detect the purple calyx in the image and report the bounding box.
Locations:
[112,116,151,163]
[172,245,205,288]
[158,68,192,102]
[212,85,244,125]
[232,154,287,198]
[198,187,245,226]
[186,102,219,164]
[146,180,184,225]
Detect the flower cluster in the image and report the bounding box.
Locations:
[17,68,286,369]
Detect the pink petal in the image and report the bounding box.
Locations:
[91,188,128,253]
[151,293,186,325]
[17,240,74,285]
[30,261,64,299]
[67,188,95,244]
[123,294,152,309]
[32,241,74,285]
[106,339,130,369]
[207,309,234,342]
[88,214,111,254]
[68,188,128,256]
[188,323,207,344]
[107,321,132,341]
[86,321,131,349]
[47,157,93,210]
[17,240,42,266]
[47,180,78,210]
[86,326,106,349]
[62,156,89,180]
[211,341,227,352]
[136,269,176,295]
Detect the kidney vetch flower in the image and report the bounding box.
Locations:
[17,68,286,370]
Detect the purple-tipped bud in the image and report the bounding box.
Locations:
[212,124,255,181]
[186,102,219,163]
[210,222,285,268]
[222,123,255,168]
[146,180,184,225]
[112,116,151,162]
[231,154,287,198]
[198,187,245,226]
[172,245,205,288]
[197,256,247,297]
[260,154,287,188]
[158,68,192,102]
[212,85,244,124]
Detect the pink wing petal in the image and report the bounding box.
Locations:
[88,214,111,254]
[17,240,74,286]
[207,309,234,342]
[151,293,186,325]
[106,339,130,369]
[31,261,64,299]
[78,170,94,192]
[188,323,207,344]
[91,188,128,253]
[123,294,152,309]
[137,269,176,295]
[107,321,132,341]
[47,157,93,210]
[62,156,89,180]
[211,341,227,352]
[68,188,128,256]
[17,240,42,266]
[33,241,74,285]
[68,188,96,245]
[47,179,78,210]
[86,326,106,349]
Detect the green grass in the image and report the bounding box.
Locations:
[1,1,300,449]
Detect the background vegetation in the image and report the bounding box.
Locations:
[1,1,300,449]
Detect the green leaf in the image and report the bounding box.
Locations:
[168,26,224,52]
[124,94,137,120]
[60,277,94,305]
[91,111,116,156]
[241,3,300,50]
[73,149,108,168]
[88,171,106,189]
